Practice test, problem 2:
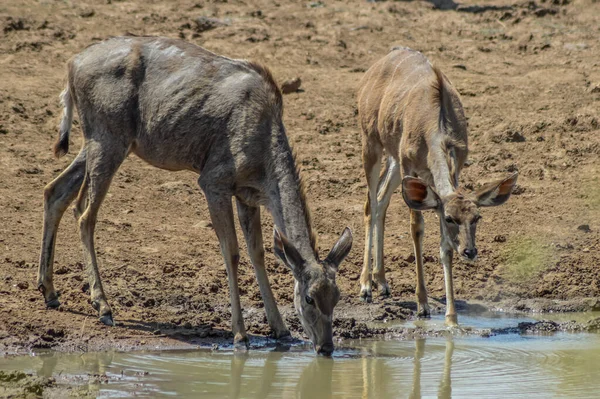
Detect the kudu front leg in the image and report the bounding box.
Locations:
[359,143,382,302]
[440,245,458,326]
[372,157,400,297]
[236,199,290,340]
[201,184,248,349]
[410,210,430,317]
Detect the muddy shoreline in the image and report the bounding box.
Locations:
[3,297,600,356]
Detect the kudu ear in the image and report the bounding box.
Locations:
[273,228,305,275]
[475,172,518,207]
[402,177,441,211]
[324,227,353,270]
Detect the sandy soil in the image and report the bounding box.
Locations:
[1,0,599,354]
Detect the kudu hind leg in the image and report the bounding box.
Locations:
[73,173,89,221]
[78,142,127,325]
[410,210,430,317]
[359,141,382,302]
[236,199,289,339]
[372,157,401,297]
[38,149,87,307]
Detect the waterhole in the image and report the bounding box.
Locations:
[2,312,600,398]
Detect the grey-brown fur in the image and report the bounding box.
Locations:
[357,47,517,325]
[38,36,352,353]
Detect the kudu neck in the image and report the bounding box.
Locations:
[266,128,319,262]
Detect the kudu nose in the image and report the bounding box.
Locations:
[463,248,478,260]
[316,343,334,356]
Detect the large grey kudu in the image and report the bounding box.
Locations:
[357,47,517,325]
[37,36,353,355]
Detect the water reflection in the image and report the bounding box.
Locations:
[408,339,453,399]
[2,333,600,398]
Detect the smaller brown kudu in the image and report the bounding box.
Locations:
[38,36,353,354]
[357,47,517,325]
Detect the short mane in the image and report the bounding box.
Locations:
[291,149,319,259]
[431,66,448,131]
[246,61,283,112]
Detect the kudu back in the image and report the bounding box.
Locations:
[357,47,517,325]
[38,36,353,354]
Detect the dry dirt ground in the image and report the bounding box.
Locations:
[1,0,599,353]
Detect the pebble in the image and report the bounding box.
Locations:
[281,77,302,94]
[577,224,591,233]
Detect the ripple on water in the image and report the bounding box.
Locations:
[1,329,600,398]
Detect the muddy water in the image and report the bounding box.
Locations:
[2,314,600,398]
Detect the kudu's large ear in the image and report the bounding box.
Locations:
[475,172,518,207]
[324,227,353,270]
[273,228,305,275]
[402,177,441,211]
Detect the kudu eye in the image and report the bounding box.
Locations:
[445,216,457,224]
[305,296,314,305]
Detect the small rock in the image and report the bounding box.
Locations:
[533,8,557,17]
[143,298,156,307]
[493,235,507,243]
[577,224,591,233]
[194,220,212,229]
[11,103,25,114]
[163,265,175,274]
[16,281,29,290]
[582,248,590,253]
[553,242,574,250]
[404,254,416,263]
[55,266,69,275]
[511,185,526,195]
[193,16,228,33]
[505,130,526,143]
[281,77,302,94]
[79,9,95,18]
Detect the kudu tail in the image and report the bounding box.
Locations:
[54,83,74,158]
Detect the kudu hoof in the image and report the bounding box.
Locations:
[39,284,61,309]
[379,286,391,298]
[272,329,292,341]
[45,298,61,309]
[233,334,250,352]
[360,290,373,303]
[445,314,458,327]
[99,313,114,326]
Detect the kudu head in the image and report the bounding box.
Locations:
[402,173,518,261]
[273,227,353,356]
